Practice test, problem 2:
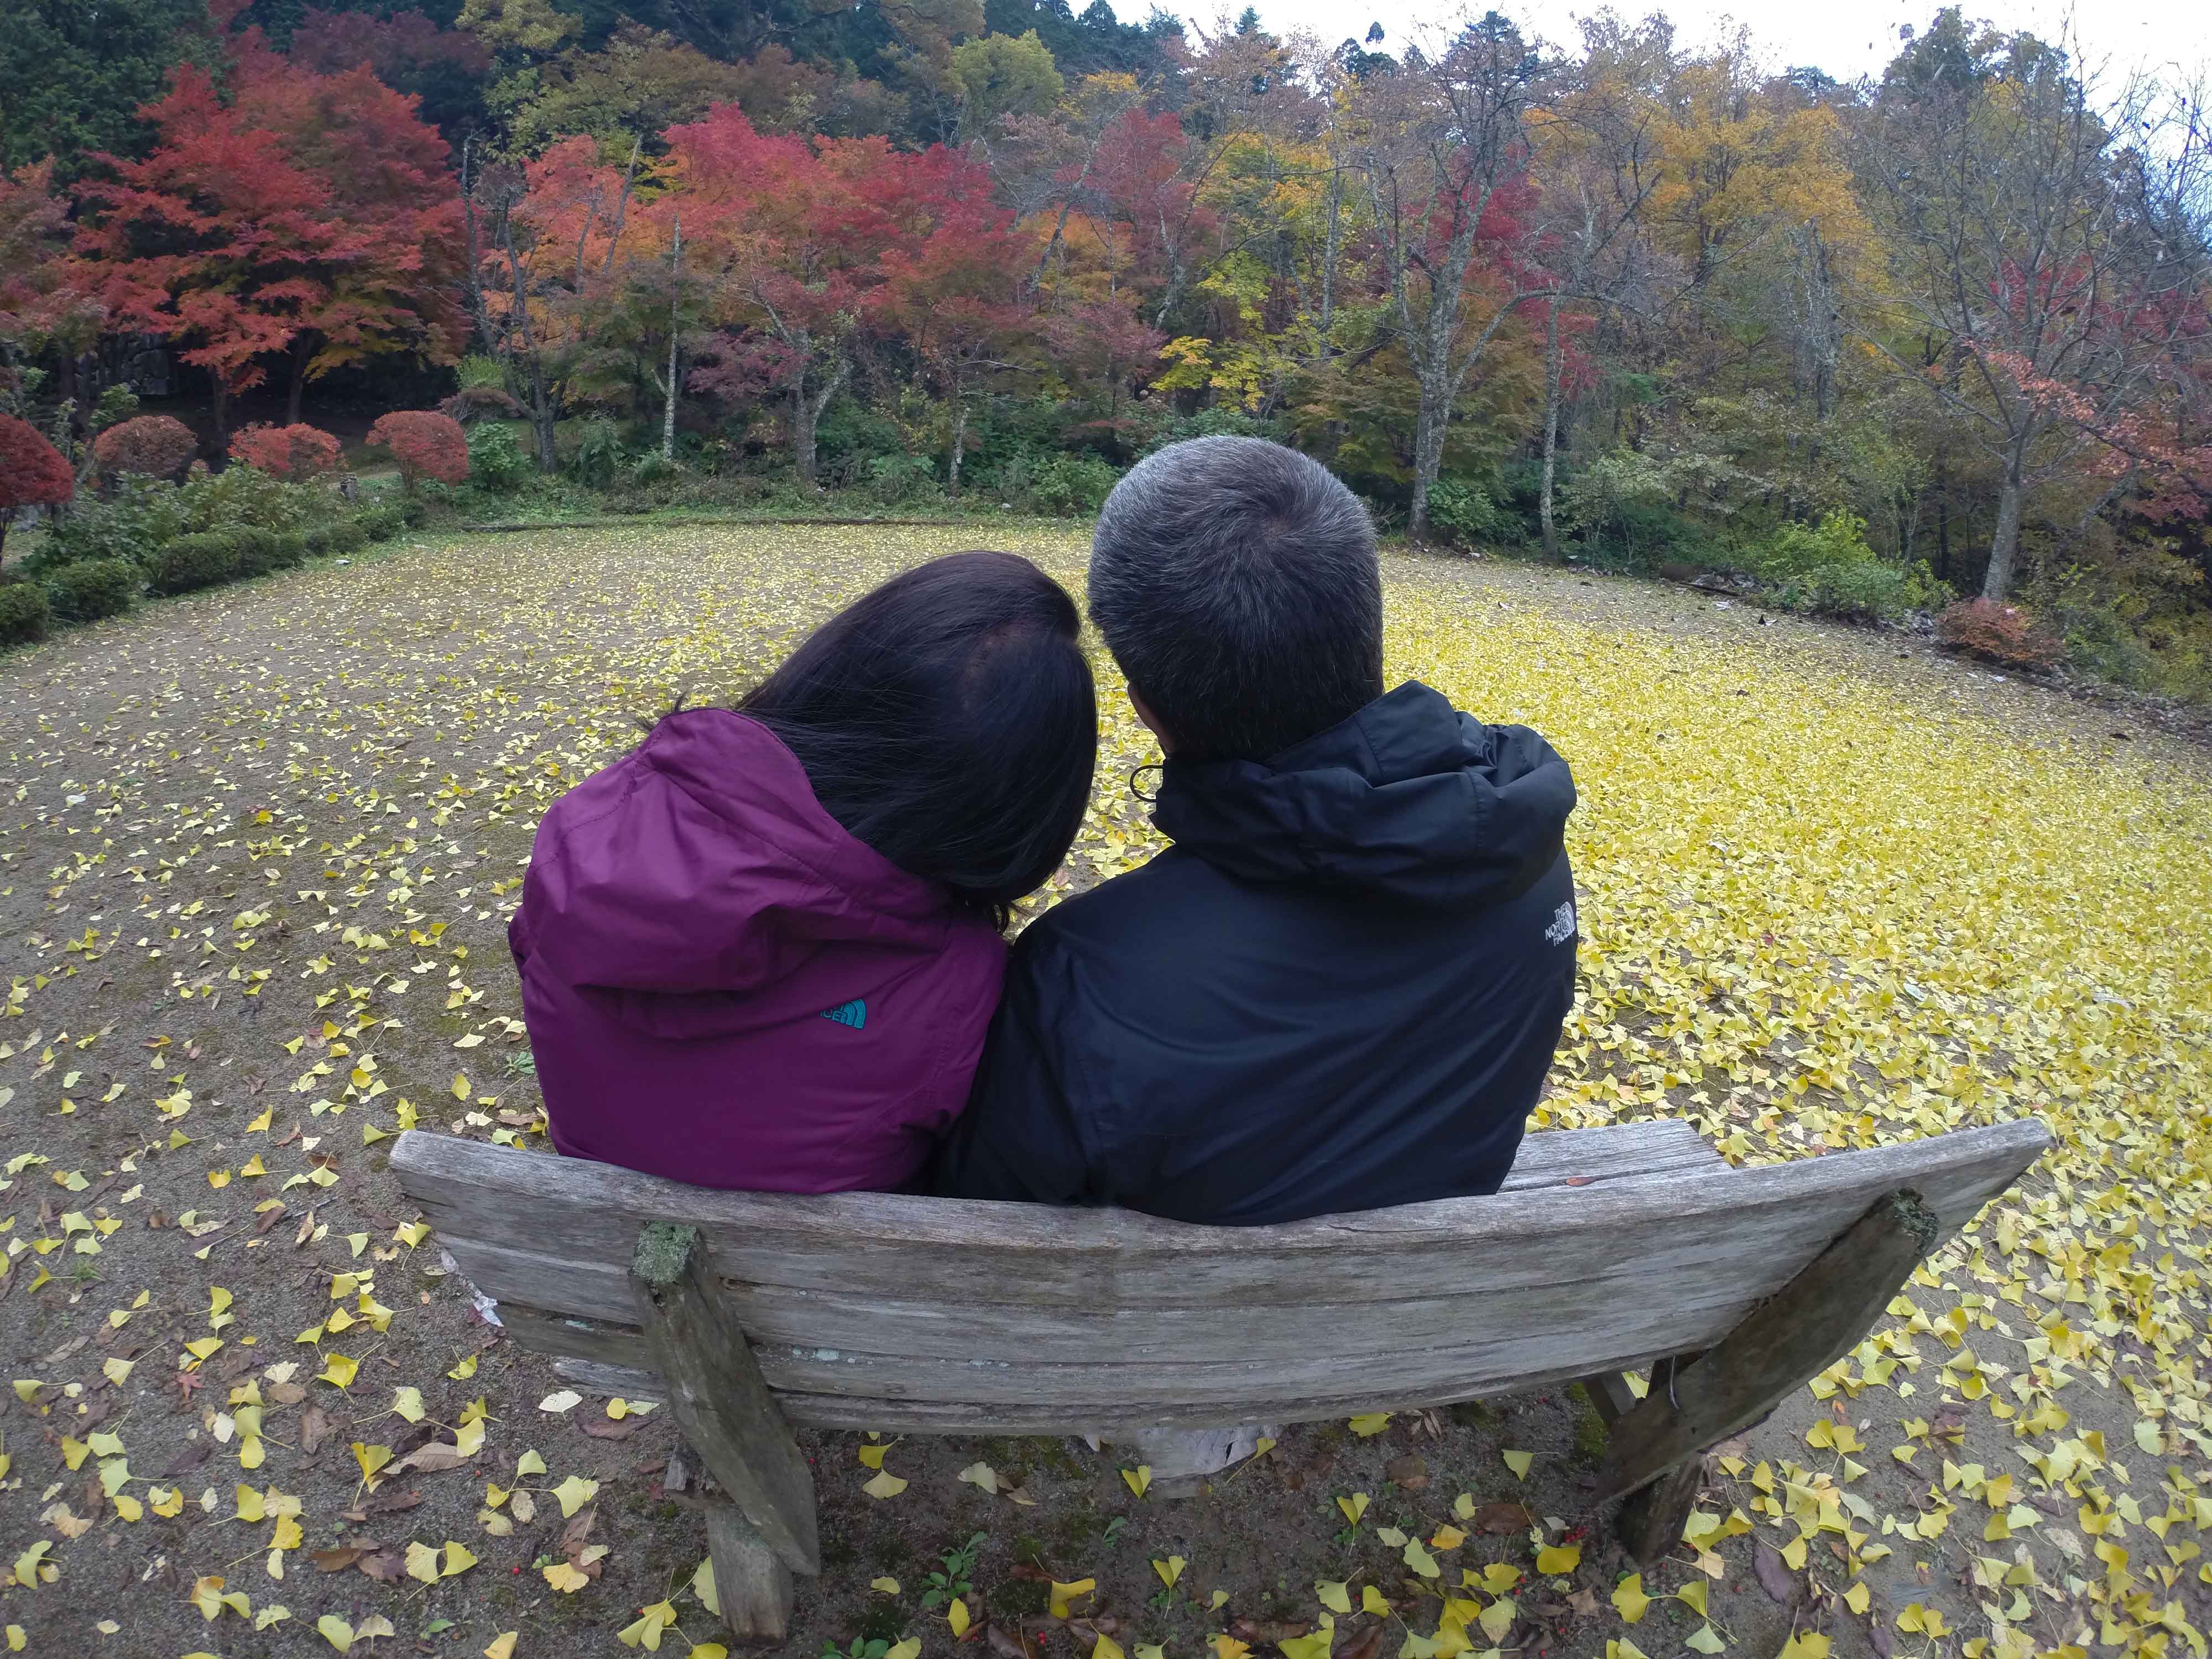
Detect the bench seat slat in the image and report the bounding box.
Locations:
[396,1118,2051,1427]
[399,1120,1726,1308]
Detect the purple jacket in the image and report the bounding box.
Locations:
[508,708,1008,1192]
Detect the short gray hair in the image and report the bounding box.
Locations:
[1089,437,1383,760]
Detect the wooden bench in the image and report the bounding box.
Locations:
[392,1116,2051,1640]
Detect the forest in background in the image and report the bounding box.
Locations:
[3,0,2211,693]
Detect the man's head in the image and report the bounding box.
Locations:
[1089,437,1383,761]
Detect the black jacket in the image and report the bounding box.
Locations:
[934,681,1579,1224]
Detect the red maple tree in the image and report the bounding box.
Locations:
[367,410,468,488]
[229,422,342,477]
[72,29,464,445]
[0,415,75,568]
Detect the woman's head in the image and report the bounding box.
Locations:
[739,551,1097,917]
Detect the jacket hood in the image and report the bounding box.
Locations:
[1151,681,1575,909]
[521,708,961,999]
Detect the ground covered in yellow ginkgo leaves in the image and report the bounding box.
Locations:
[2,524,2209,1659]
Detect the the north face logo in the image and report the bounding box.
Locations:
[820,999,867,1030]
[1545,901,1578,946]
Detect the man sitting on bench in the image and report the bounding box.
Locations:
[936,437,1582,1223]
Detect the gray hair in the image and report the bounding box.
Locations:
[1089,437,1383,761]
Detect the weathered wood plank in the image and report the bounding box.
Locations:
[1595,1191,1940,1504]
[421,1121,2047,1392]
[393,1120,1736,1309]
[705,1505,794,1642]
[630,1224,819,1576]
[395,1121,2044,1318]
[448,1236,1774,1365]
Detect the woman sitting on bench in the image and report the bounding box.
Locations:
[509,551,1097,1193]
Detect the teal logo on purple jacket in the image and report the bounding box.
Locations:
[821,999,867,1030]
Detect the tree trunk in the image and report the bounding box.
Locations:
[662,215,682,463]
[1408,375,1451,543]
[1983,450,2027,601]
[0,513,11,570]
[1539,294,1564,561]
[792,379,817,486]
[946,380,966,500]
[211,375,229,455]
[285,334,312,426]
[529,362,556,473]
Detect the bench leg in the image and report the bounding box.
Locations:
[706,1503,795,1642]
[1578,1361,1707,1566]
[1590,1188,1939,1521]
[631,1222,821,1578]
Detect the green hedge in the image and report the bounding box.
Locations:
[42,558,142,623]
[356,505,406,542]
[149,531,242,594]
[0,582,51,646]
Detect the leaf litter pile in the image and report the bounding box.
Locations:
[1,524,2209,1659]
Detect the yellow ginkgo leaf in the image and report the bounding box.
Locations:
[317,1353,358,1390]
[1336,1493,1369,1525]
[542,1561,590,1593]
[1535,1543,1581,1576]
[863,1469,908,1500]
[551,1475,599,1517]
[1049,1578,1097,1619]
[443,1541,478,1576]
[1153,1556,1186,1588]
[871,1577,901,1595]
[1211,1636,1249,1659]
[484,1634,519,1659]
[1611,1574,1650,1624]
[1122,1464,1152,1497]
[1503,1449,1534,1478]
[1316,1582,1351,1615]
[1361,1587,1391,1616]
[405,1541,441,1585]
[1347,1413,1392,1437]
[948,1597,972,1637]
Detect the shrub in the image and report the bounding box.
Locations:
[868,453,938,504]
[567,417,626,487]
[148,531,243,594]
[1937,599,2061,671]
[0,414,75,566]
[1025,452,1119,516]
[1425,478,1509,550]
[367,410,470,488]
[216,526,308,576]
[629,448,677,486]
[92,414,199,483]
[30,476,187,572]
[305,517,369,557]
[179,464,317,534]
[0,580,50,645]
[354,505,406,542]
[228,422,342,478]
[41,558,142,623]
[467,422,534,493]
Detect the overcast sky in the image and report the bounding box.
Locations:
[1131,0,2212,87]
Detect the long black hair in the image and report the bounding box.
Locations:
[739,551,1097,920]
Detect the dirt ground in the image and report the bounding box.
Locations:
[2,525,2208,1659]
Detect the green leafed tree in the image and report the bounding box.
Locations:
[950,30,1064,137]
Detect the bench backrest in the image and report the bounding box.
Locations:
[390,1117,2050,1436]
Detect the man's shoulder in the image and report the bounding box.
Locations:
[1015,848,1218,958]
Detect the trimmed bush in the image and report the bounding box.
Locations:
[368,410,470,488]
[1937,599,2061,671]
[228,422,342,478]
[0,580,52,645]
[92,414,198,483]
[41,559,141,623]
[148,532,243,594]
[305,518,369,557]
